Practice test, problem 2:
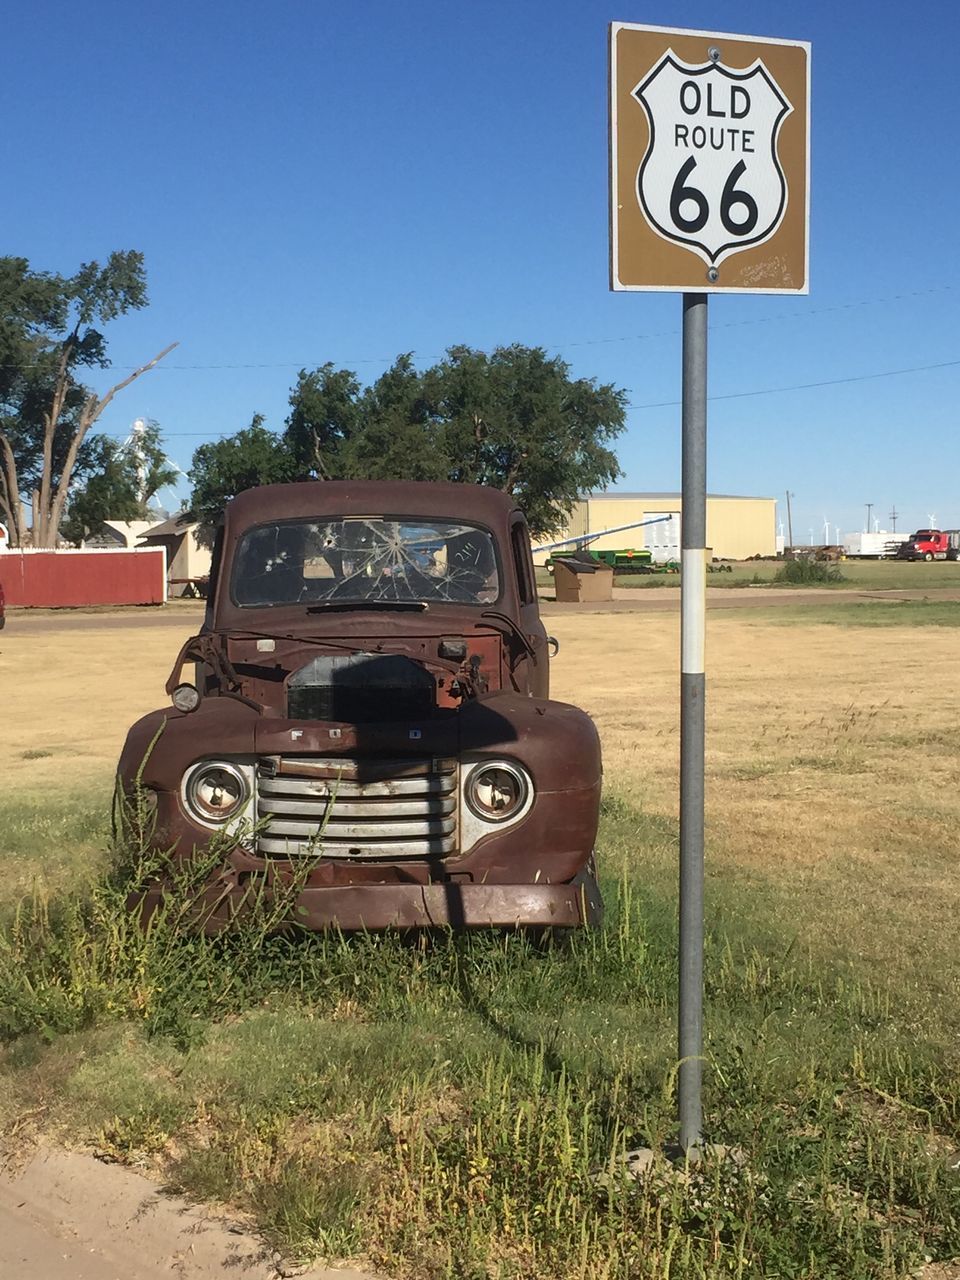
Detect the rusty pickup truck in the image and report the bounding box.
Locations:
[118,481,603,931]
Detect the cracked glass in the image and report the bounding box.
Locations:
[233,517,500,607]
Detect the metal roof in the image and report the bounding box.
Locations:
[137,512,197,540]
[223,480,521,528]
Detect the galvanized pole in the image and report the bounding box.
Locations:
[679,292,707,1154]
[785,490,794,555]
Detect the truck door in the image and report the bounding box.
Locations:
[512,520,549,698]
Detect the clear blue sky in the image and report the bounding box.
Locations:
[4,0,957,541]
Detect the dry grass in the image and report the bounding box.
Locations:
[549,611,960,1007]
[3,606,958,990]
[0,618,197,796]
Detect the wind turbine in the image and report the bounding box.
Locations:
[822,516,830,544]
[120,418,186,513]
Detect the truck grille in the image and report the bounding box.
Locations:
[256,756,458,859]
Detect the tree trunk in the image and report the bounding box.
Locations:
[31,341,178,548]
[0,435,26,547]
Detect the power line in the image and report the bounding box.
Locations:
[626,356,960,411]
[136,352,960,439]
[1,284,957,375]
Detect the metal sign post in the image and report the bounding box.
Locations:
[610,23,810,1155]
[679,292,707,1150]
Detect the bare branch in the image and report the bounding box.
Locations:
[86,341,179,423]
[41,341,179,546]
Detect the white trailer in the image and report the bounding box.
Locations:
[842,531,909,558]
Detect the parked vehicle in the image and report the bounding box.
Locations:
[894,529,960,561]
[540,515,672,575]
[546,546,654,573]
[841,532,909,559]
[117,482,603,933]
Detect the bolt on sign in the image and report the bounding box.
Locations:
[610,24,810,293]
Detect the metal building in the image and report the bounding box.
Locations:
[532,492,776,563]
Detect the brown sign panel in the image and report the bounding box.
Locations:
[610,23,810,293]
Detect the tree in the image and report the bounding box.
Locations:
[285,363,362,479]
[188,346,626,539]
[60,420,180,544]
[189,415,295,540]
[424,345,625,537]
[339,354,450,484]
[0,252,176,547]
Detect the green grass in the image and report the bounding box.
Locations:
[728,600,960,627]
[1,793,957,1278]
[611,559,960,591]
[0,786,110,903]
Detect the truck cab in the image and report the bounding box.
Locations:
[895,529,960,561]
[118,481,603,931]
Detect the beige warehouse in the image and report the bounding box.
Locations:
[532,492,776,563]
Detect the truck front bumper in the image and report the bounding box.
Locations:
[137,863,603,933]
[284,878,603,930]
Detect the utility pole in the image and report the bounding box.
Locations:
[890,505,899,533]
[785,491,794,556]
[865,503,873,534]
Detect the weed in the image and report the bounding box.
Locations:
[1,792,958,1277]
[775,557,846,585]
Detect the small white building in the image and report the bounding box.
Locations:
[92,519,165,549]
[137,513,212,595]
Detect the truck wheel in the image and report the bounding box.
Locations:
[924,552,933,561]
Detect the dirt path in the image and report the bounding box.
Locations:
[0,1147,379,1280]
[8,584,960,632]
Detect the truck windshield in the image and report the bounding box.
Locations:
[232,517,500,607]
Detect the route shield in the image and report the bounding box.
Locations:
[610,25,809,293]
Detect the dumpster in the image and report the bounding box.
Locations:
[552,555,614,603]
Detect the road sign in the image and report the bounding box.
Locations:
[610,24,810,293]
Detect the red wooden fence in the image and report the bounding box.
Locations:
[0,548,167,607]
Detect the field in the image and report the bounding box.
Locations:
[1,601,959,1278]
[538,556,960,592]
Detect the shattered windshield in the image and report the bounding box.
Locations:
[232,517,500,607]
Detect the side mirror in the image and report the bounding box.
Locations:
[547,636,560,657]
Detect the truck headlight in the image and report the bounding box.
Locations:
[183,761,249,823]
[465,761,530,822]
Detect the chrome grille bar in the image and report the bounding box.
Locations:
[256,756,459,860]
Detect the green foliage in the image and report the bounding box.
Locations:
[0,250,161,546]
[428,344,626,537]
[60,420,179,543]
[339,353,450,485]
[284,363,362,478]
[188,346,626,539]
[189,414,296,540]
[774,556,846,584]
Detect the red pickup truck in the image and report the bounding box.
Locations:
[895,530,960,561]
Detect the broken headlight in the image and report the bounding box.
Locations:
[464,761,530,823]
[183,761,249,824]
